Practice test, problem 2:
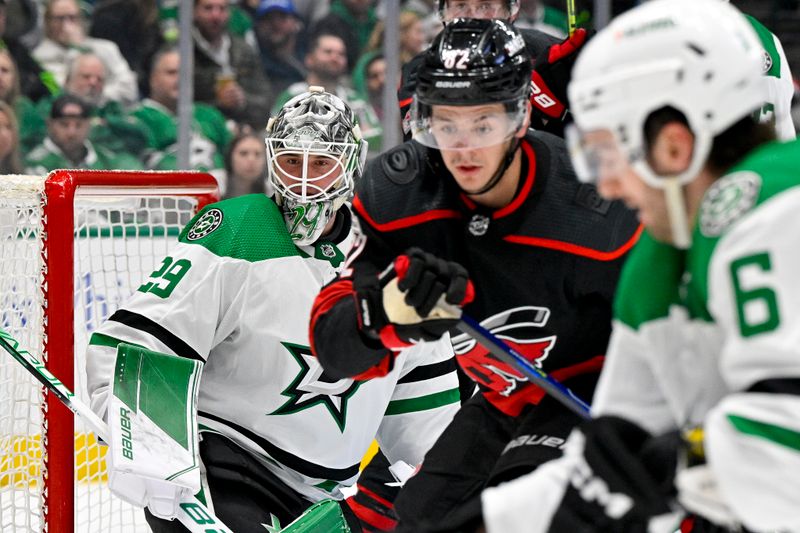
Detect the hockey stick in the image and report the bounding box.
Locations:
[453,313,590,419]
[379,269,591,419]
[566,0,578,37]
[0,328,232,533]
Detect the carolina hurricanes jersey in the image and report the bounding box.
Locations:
[312,131,641,417]
[86,194,460,502]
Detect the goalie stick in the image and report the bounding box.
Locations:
[0,328,233,533]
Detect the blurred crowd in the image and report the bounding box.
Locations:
[1,0,797,198]
[0,0,580,197]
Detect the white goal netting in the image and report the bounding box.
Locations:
[0,172,217,532]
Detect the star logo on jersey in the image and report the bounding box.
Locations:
[272,342,363,432]
[761,49,773,74]
[451,306,556,397]
[187,208,223,241]
[699,171,761,237]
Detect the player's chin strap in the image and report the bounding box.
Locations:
[463,138,520,196]
[0,328,234,533]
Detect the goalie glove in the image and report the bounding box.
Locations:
[529,28,589,134]
[354,248,474,350]
[107,343,203,520]
[548,416,676,532]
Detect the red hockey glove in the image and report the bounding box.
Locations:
[354,248,474,350]
[530,28,589,126]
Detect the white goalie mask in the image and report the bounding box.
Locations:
[266,87,367,246]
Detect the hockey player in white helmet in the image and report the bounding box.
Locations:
[481,1,800,532]
[85,87,460,532]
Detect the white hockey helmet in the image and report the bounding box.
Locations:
[266,87,367,246]
[567,0,764,246]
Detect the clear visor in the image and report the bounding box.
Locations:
[565,124,632,184]
[266,140,357,203]
[410,100,527,150]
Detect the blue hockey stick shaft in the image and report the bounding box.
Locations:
[454,313,591,419]
[378,266,591,418]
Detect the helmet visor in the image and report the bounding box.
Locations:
[565,124,631,184]
[410,99,527,150]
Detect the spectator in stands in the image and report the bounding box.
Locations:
[88,0,164,90]
[0,100,22,173]
[311,0,378,73]
[352,51,385,120]
[514,0,569,38]
[33,0,139,107]
[223,131,267,199]
[133,48,232,191]
[253,0,306,95]
[192,0,272,131]
[62,53,150,157]
[0,47,40,151]
[23,53,150,158]
[272,33,382,156]
[0,0,55,102]
[364,10,426,67]
[25,93,142,174]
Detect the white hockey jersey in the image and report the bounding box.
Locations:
[86,194,460,502]
[484,139,800,532]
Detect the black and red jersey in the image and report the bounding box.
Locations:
[311,130,641,416]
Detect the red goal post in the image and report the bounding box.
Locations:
[0,170,219,532]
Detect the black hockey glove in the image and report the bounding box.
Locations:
[529,28,589,134]
[548,416,676,533]
[354,248,474,350]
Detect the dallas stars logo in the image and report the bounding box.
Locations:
[271,342,362,432]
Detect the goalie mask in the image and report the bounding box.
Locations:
[266,87,367,246]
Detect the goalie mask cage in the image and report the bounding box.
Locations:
[0,170,219,532]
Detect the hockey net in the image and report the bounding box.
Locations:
[0,170,219,532]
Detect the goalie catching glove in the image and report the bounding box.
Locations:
[355,248,474,350]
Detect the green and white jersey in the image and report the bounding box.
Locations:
[593,139,800,529]
[745,15,795,141]
[86,194,459,502]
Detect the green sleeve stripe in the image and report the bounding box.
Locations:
[384,388,459,416]
[314,480,339,492]
[727,414,800,452]
[89,332,145,350]
[744,14,780,77]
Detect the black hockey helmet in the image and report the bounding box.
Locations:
[411,18,532,150]
[416,18,531,107]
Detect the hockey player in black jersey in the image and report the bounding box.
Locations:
[310,19,641,531]
[398,0,588,140]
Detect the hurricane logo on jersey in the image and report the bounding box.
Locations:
[272,342,363,432]
[451,306,556,397]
